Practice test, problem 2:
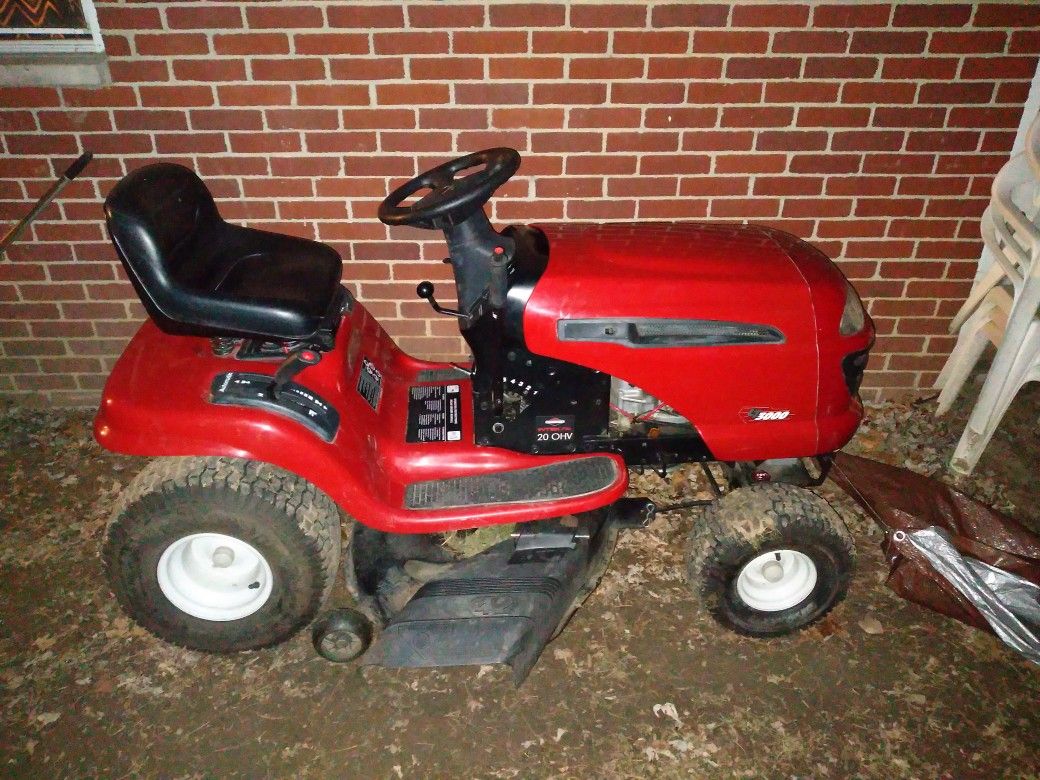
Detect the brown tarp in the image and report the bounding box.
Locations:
[830,452,1040,634]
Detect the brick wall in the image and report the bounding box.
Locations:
[2,1,1039,407]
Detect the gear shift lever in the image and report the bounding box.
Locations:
[270,347,322,400]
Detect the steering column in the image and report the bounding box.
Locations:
[377,148,521,328]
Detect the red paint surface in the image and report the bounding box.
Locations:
[94,302,627,533]
[527,222,875,460]
[95,221,873,530]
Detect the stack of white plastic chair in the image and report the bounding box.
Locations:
[934,111,1040,474]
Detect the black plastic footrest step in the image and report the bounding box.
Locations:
[403,455,618,510]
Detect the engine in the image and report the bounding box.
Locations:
[610,378,690,432]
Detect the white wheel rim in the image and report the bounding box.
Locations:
[735,549,817,612]
[157,533,273,621]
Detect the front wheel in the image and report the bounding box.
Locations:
[686,484,855,637]
[103,457,341,653]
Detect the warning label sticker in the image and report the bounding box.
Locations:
[406,384,462,443]
[356,357,383,411]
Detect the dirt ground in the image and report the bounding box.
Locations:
[1,382,1039,779]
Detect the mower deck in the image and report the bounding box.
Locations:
[363,511,620,684]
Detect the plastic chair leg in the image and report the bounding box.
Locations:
[935,300,1005,413]
[950,320,1040,474]
[949,263,1009,333]
[936,326,996,415]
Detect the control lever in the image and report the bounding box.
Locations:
[416,281,465,319]
[270,347,321,400]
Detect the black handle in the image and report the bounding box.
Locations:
[62,151,94,181]
[270,347,322,400]
[1,150,95,256]
[416,281,465,319]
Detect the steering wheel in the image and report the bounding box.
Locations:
[378,148,521,230]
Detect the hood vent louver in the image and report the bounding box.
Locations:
[557,318,785,348]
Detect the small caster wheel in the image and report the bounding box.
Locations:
[312,608,373,663]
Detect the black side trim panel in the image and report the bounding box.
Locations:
[581,432,714,464]
[210,371,339,442]
[501,224,549,344]
[557,318,784,347]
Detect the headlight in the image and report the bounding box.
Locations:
[839,282,866,336]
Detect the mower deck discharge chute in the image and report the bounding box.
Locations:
[93,148,874,681]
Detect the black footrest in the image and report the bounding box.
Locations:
[403,455,618,510]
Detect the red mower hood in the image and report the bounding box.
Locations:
[532,221,842,315]
[524,221,870,460]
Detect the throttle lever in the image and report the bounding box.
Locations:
[416,281,465,319]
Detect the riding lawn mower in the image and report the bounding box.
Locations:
[92,148,874,682]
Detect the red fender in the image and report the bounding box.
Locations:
[94,303,628,534]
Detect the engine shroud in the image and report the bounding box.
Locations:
[472,341,611,456]
[515,221,875,462]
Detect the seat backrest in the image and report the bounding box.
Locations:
[104,163,223,308]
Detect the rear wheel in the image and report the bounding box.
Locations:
[103,457,341,653]
[686,484,855,637]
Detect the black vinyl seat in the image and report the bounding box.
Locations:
[105,163,345,346]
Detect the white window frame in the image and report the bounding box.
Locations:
[0,0,105,55]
